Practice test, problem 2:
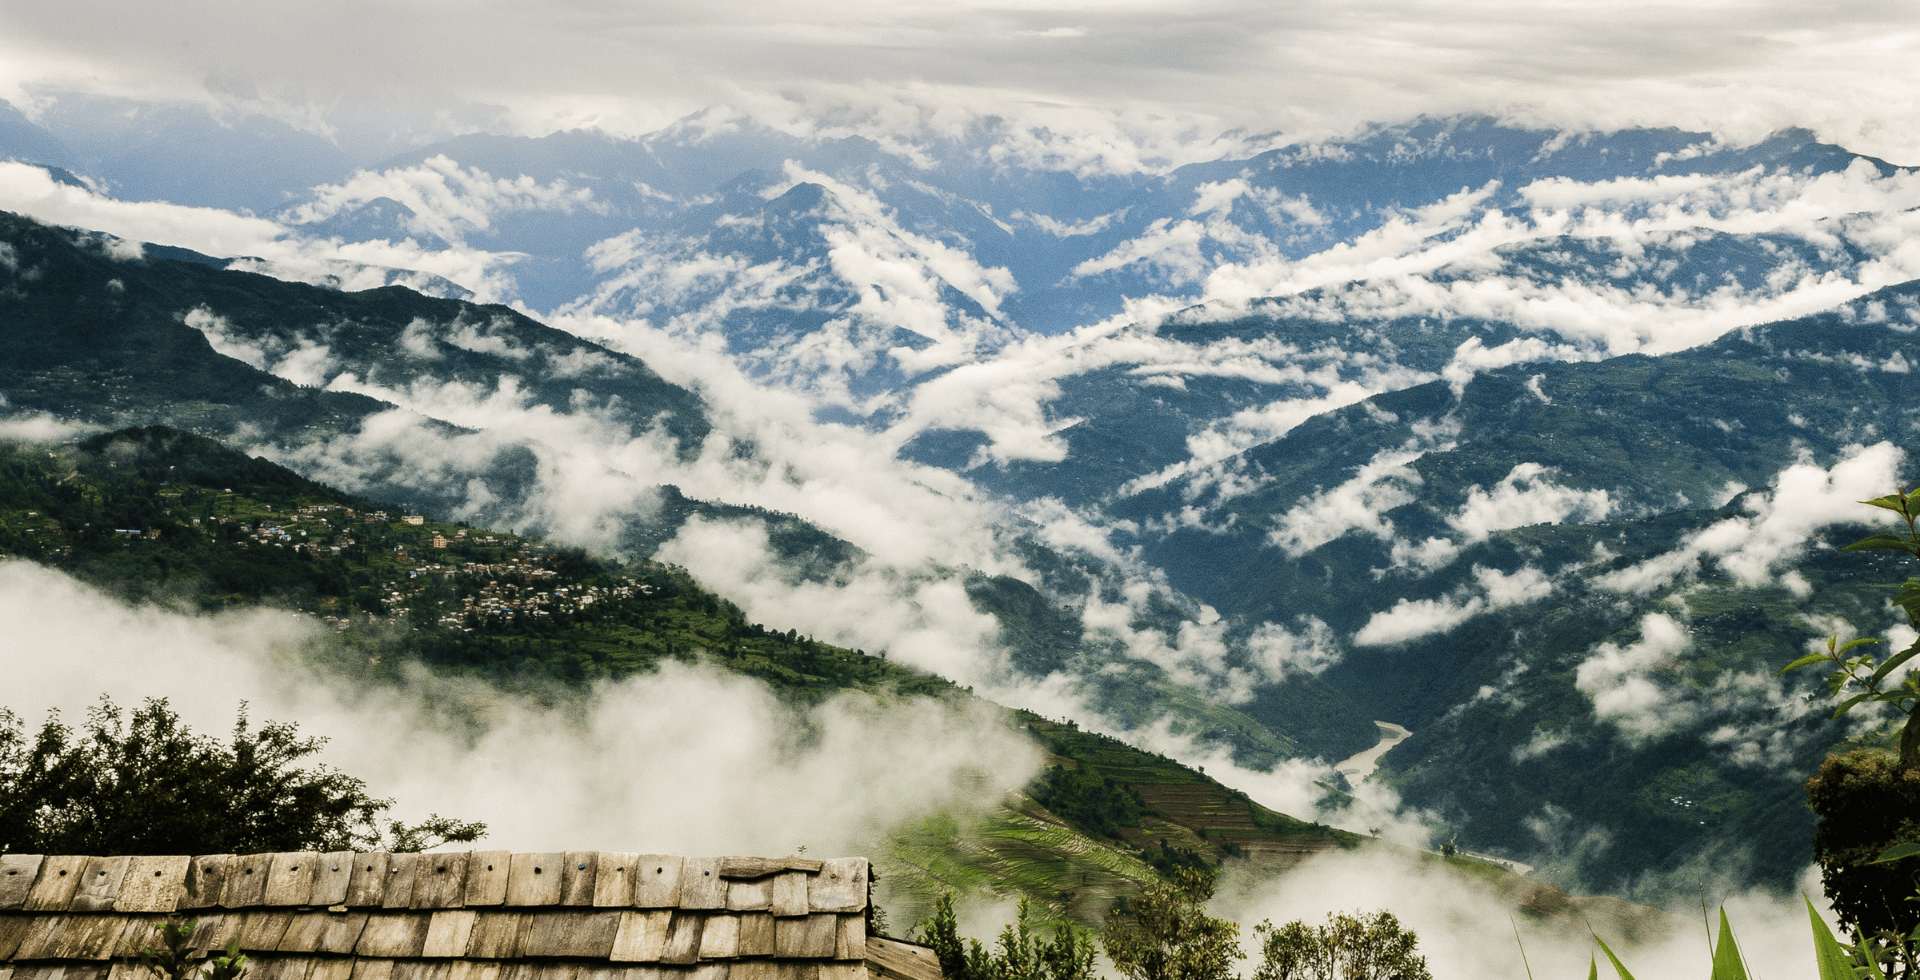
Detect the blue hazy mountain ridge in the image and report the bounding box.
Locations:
[256,114,1892,334]
[0,209,708,521]
[0,208,1378,770]
[903,228,1885,507]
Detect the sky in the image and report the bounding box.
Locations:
[1,0,1918,167]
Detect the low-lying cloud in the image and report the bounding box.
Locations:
[0,558,1042,857]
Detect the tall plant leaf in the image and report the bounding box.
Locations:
[1710,909,1749,980]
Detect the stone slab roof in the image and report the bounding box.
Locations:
[0,853,939,980]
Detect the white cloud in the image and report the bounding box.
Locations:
[1353,565,1553,646]
[0,559,1041,856]
[1446,463,1613,543]
[1595,442,1906,595]
[287,156,603,246]
[0,161,524,299]
[1574,612,1696,743]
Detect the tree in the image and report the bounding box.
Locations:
[1784,487,1920,768]
[0,696,484,855]
[917,892,1096,980]
[1251,911,1431,980]
[1102,869,1242,980]
[1784,487,1920,975]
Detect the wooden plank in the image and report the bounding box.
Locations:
[115,856,190,913]
[529,966,578,980]
[14,915,70,959]
[864,937,943,980]
[773,965,820,980]
[0,855,44,909]
[630,857,682,909]
[520,910,620,958]
[44,913,122,959]
[250,956,315,980]
[464,911,529,959]
[348,959,394,980]
[309,852,356,907]
[238,911,296,952]
[69,856,133,912]
[380,854,421,909]
[220,855,273,909]
[309,959,356,980]
[181,855,232,911]
[833,916,865,961]
[660,913,705,965]
[110,916,166,958]
[262,853,320,907]
[767,874,807,918]
[689,965,730,980]
[444,962,500,980]
[503,854,564,908]
[445,962,501,980]
[677,859,726,911]
[817,965,861,980]
[497,962,541,980]
[724,879,769,913]
[354,913,432,957]
[697,914,739,960]
[716,858,821,881]
[386,962,432,980]
[275,912,329,952]
[608,910,672,963]
[185,913,238,957]
[412,853,470,910]
[592,853,638,907]
[730,961,775,980]
[312,912,370,955]
[559,852,598,907]
[463,851,511,907]
[806,861,866,915]
[734,914,774,958]
[0,911,36,958]
[25,856,89,911]
[422,910,478,957]
[773,916,837,959]
[106,961,142,980]
[344,854,390,908]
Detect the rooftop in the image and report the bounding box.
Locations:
[0,852,940,980]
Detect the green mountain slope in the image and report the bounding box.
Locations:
[0,424,1648,935]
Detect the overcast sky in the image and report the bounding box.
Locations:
[1,0,1917,165]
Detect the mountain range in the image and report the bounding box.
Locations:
[1,100,1916,905]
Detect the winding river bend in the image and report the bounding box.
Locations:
[1334,720,1412,783]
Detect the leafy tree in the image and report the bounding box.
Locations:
[1785,487,1920,974]
[1101,869,1242,980]
[135,920,247,980]
[0,696,484,855]
[1785,487,1920,768]
[1251,911,1431,980]
[917,892,1095,980]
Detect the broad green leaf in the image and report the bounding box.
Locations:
[1858,494,1911,514]
[1781,652,1831,675]
[1593,936,1637,980]
[1870,645,1920,686]
[1710,909,1749,980]
[1833,692,1874,718]
[1842,533,1920,553]
[1806,897,1859,980]
[1835,637,1884,657]
[1869,841,1920,864]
